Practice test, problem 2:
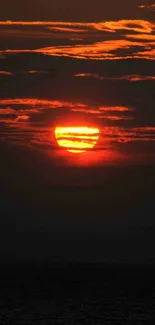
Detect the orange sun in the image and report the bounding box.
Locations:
[55,126,100,153]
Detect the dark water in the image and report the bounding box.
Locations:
[0,263,155,324]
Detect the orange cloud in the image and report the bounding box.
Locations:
[98,116,134,121]
[0,21,89,26]
[33,39,151,60]
[27,70,39,74]
[0,98,90,125]
[0,29,60,39]
[23,70,50,75]
[71,106,132,114]
[2,37,153,61]
[0,19,154,61]
[71,105,134,120]
[0,20,154,33]
[126,75,155,81]
[48,27,87,33]
[99,126,155,143]
[99,106,133,112]
[94,20,154,34]
[13,115,30,122]
[0,98,132,114]
[74,73,99,78]
[0,98,87,109]
[138,5,146,8]
[135,48,155,60]
[138,4,155,11]
[0,107,15,114]
[0,117,14,123]
[74,73,155,82]
[0,71,12,75]
[35,39,145,57]
[0,98,134,128]
[126,34,155,41]
[71,108,100,115]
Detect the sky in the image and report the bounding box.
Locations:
[0,0,149,21]
[0,0,155,263]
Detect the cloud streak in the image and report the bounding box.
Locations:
[0,19,154,60]
[1,39,154,60]
[0,70,12,75]
[0,98,133,118]
[0,20,154,33]
[138,4,155,11]
[74,73,155,81]
[0,97,154,147]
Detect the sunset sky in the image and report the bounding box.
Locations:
[0,0,155,263]
[0,0,150,21]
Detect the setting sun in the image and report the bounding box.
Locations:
[55,126,100,153]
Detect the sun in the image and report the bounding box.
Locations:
[55,126,100,153]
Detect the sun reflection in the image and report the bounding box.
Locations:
[55,126,100,153]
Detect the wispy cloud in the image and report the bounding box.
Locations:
[47,27,87,33]
[0,98,132,114]
[124,75,155,81]
[71,108,100,115]
[0,98,87,109]
[37,39,155,60]
[99,126,155,143]
[99,106,133,112]
[138,4,155,11]
[74,73,99,78]
[71,105,133,117]
[0,19,154,60]
[0,70,51,76]
[126,34,155,41]
[0,20,154,33]
[1,38,154,60]
[13,115,30,122]
[135,48,155,60]
[0,107,15,114]
[0,98,134,128]
[74,73,155,81]
[94,19,154,33]
[98,116,134,121]
[0,71,12,75]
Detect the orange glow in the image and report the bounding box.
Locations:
[3,38,154,60]
[0,20,154,34]
[0,19,154,61]
[138,4,155,10]
[74,73,155,82]
[14,115,30,122]
[0,19,154,62]
[55,126,99,153]
[0,71,12,75]
[33,39,145,60]
[48,27,86,33]
[126,34,155,41]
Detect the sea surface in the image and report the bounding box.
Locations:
[0,262,155,324]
